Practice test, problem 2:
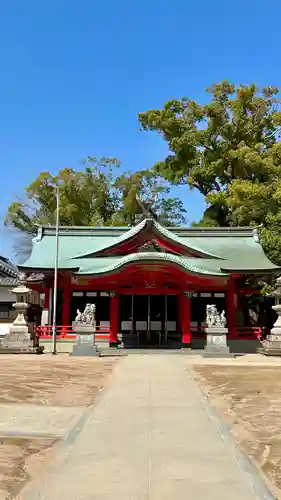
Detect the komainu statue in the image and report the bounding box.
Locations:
[75,303,96,326]
[206,305,226,328]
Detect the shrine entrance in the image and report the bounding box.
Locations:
[119,294,179,348]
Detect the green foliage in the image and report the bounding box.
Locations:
[6,157,187,257]
[139,81,281,264]
[115,169,186,226]
[7,158,121,231]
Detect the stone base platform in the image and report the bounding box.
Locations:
[258,346,281,356]
[203,351,234,358]
[0,346,44,354]
[40,339,75,353]
[71,344,100,357]
[259,337,281,356]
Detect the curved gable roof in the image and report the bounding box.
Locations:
[73,218,223,260]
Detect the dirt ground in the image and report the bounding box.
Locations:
[0,355,116,499]
[0,437,56,500]
[0,355,116,406]
[193,364,281,499]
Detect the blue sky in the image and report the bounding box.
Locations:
[1,0,281,258]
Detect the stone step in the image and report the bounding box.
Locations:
[100,348,126,357]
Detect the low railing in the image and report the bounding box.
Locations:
[190,325,262,340]
[36,325,110,340]
[36,324,263,342]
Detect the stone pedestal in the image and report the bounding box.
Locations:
[260,304,281,356]
[204,327,232,358]
[0,277,41,354]
[0,326,38,353]
[71,324,100,357]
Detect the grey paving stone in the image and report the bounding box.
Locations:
[21,355,273,500]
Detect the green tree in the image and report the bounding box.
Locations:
[139,81,281,264]
[6,157,186,261]
[7,157,121,233]
[115,169,186,226]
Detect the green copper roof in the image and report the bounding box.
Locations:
[20,219,280,277]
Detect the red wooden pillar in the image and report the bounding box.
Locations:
[62,285,71,328]
[110,294,119,346]
[227,277,237,337]
[177,293,183,333]
[181,292,191,346]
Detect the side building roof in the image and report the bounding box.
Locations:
[0,256,19,284]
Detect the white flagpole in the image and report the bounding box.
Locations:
[52,186,60,355]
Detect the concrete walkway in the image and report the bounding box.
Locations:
[22,355,272,500]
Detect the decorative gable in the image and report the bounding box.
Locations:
[136,240,167,253]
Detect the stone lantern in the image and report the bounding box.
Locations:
[0,273,40,353]
[261,276,281,356]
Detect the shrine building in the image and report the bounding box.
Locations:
[20,218,279,350]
